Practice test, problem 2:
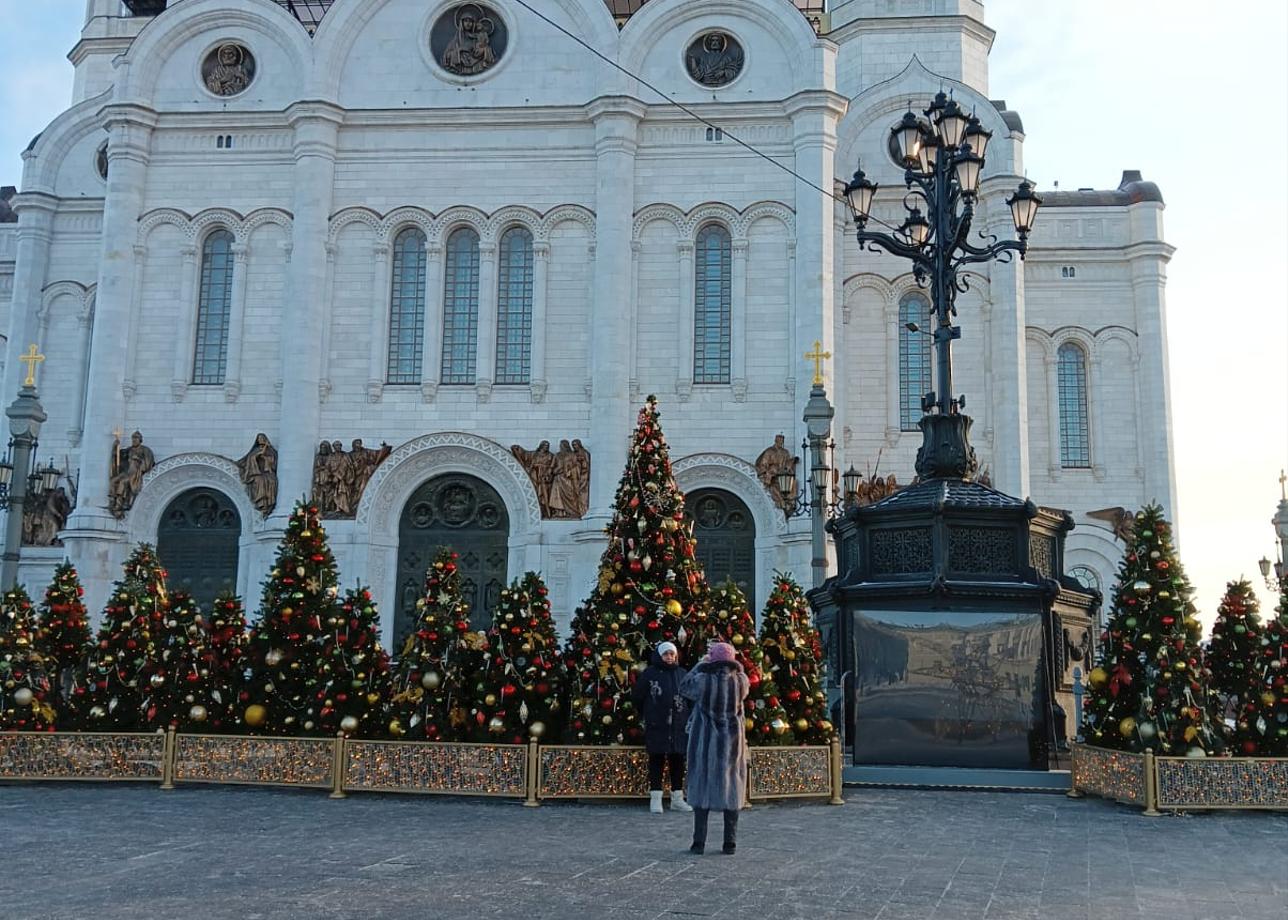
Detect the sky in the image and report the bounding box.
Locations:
[1,1,1285,623]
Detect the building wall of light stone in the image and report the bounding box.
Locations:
[2,0,1176,637]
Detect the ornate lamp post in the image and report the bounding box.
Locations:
[843,93,1040,479]
[1,345,49,587]
[1259,470,1287,592]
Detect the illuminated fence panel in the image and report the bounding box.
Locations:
[0,732,164,781]
[1156,757,1288,810]
[345,740,527,797]
[749,746,831,799]
[1071,744,1146,805]
[174,735,333,788]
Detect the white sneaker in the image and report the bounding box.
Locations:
[649,790,664,814]
[671,790,693,812]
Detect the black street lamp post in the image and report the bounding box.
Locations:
[843,92,1040,479]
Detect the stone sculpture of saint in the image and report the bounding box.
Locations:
[347,438,392,512]
[571,439,591,517]
[511,440,555,515]
[754,434,796,509]
[312,440,333,514]
[205,44,252,97]
[23,486,72,546]
[108,431,156,519]
[236,432,278,516]
[686,32,744,87]
[442,4,496,75]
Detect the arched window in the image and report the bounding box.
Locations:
[1057,342,1090,467]
[693,224,732,384]
[387,227,427,384]
[495,226,533,385]
[192,229,234,385]
[898,292,932,430]
[441,227,480,384]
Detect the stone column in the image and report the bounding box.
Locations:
[784,91,847,423]
[529,240,550,402]
[731,237,748,400]
[1088,352,1107,480]
[68,305,94,446]
[420,241,443,402]
[2,192,56,404]
[223,242,250,402]
[318,242,336,402]
[883,296,901,443]
[63,103,157,616]
[168,246,199,400]
[273,102,343,521]
[476,241,498,402]
[1044,352,1061,481]
[675,239,695,401]
[981,178,1030,497]
[583,96,646,521]
[366,241,391,402]
[121,245,147,402]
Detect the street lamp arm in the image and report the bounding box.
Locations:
[855,232,933,271]
[953,238,1026,269]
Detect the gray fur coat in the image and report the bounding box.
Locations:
[679,660,749,811]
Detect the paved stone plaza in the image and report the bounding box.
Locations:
[2,783,1285,920]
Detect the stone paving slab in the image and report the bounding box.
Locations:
[1,783,1285,920]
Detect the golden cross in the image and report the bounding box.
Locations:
[18,343,44,387]
[804,340,831,386]
[112,427,124,468]
[1280,469,1286,501]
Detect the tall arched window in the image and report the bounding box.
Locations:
[192,229,234,385]
[694,224,732,384]
[495,226,533,384]
[1057,342,1090,467]
[898,292,932,430]
[387,227,427,384]
[441,227,480,385]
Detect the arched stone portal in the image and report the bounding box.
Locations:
[394,474,509,646]
[156,487,240,608]
[688,488,757,611]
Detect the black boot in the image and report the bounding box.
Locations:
[721,809,738,854]
[690,808,708,854]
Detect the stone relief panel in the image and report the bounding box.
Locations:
[431,3,508,77]
[202,43,256,97]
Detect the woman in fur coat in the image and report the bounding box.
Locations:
[679,642,749,854]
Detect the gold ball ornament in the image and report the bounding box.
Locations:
[13,687,34,707]
[388,719,405,737]
[1088,667,1109,690]
[340,715,359,734]
[818,720,834,734]
[794,718,809,733]
[189,704,208,722]
[243,704,268,728]
[601,714,613,725]
[665,599,683,616]
[485,693,498,707]
[1119,716,1137,738]
[366,693,381,705]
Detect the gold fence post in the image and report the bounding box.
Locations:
[160,727,177,791]
[329,733,347,799]
[1066,744,1085,798]
[1142,750,1160,817]
[829,736,844,805]
[524,737,540,807]
[743,751,753,809]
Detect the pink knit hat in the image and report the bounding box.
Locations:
[707,642,736,663]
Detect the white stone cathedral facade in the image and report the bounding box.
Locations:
[0,0,1177,641]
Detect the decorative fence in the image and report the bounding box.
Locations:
[1070,743,1288,814]
[0,732,843,807]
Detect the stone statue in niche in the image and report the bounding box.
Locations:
[311,438,392,519]
[755,434,797,511]
[202,43,255,97]
[432,3,507,76]
[511,439,590,519]
[236,432,278,516]
[23,486,73,546]
[685,31,744,87]
[108,430,156,519]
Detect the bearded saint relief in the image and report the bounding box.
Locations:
[432,3,508,77]
[202,43,255,97]
[685,31,745,88]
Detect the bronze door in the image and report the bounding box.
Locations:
[395,474,509,647]
[156,487,241,609]
[688,488,756,611]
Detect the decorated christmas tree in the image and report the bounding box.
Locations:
[36,562,91,715]
[0,585,56,731]
[696,580,780,743]
[757,573,834,745]
[1205,579,1262,751]
[563,396,709,744]
[1243,586,1288,756]
[207,591,248,732]
[143,591,220,733]
[315,584,392,738]
[387,548,472,741]
[77,544,168,730]
[1082,504,1217,754]
[470,572,564,744]
[240,500,339,736]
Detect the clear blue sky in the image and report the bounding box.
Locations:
[3,1,1286,623]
